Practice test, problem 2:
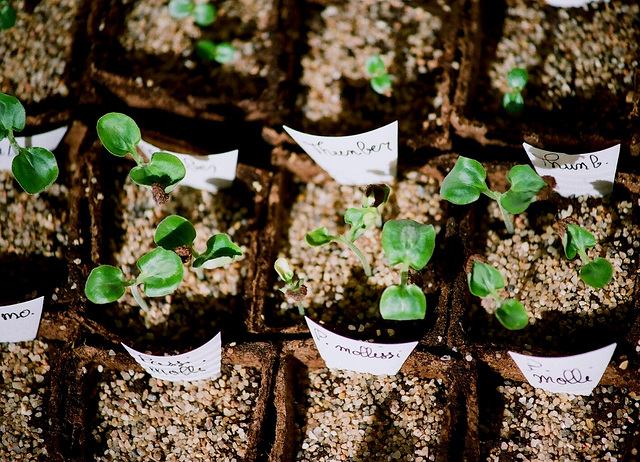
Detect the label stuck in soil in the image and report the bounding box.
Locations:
[0,126,68,171]
[138,140,238,193]
[283,122,398,185]
[122,332,222,382]
[523,142,619,197]
[0,297,45,343]
[509,343,616,395]
[305,317,417,375]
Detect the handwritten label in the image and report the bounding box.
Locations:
[509,343,616,395]
[122,332,222,382]
[523,142,619,197]
[0,126,69,172]
[0,297,45,343]
[283,122,398,185]
[138,140,238,193]
[305,317,417,375]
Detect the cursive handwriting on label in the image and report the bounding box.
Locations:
[334,344,399,360]
[0,297,45,343]
[539,153,604,170]
[303,140,392,157]
[1,308,35,321]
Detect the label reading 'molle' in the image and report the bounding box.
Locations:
[306,317,418,375]
[509,343,616,396]
[0,126,69,172]
[122,333,222,382]
[283,121,398,185]
[0,297,45,343]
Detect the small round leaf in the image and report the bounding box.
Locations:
[0,91,26,132]
[274,257,294,284]
[193,234,242,269]
[371,74,392,95]
[97,113,141,157]
[499,164,546,214]
[167,0,193,19]
[468,261,504,298]
[0,2,16,29]
[580,257,613,289]
[85,265,126,304]
[503,91,524,114]
[495,299,529,330]
[440,156,489,205]
[562,223,596,260]
[129,151,186,192]
[12,147,59,194]
[193,3,216,26]
[365,55,386,76]
[305,227,333,247]
[382,220,435,270]
[136,248,184,297]
[380,284,426,321]
[507,67,528,91]
[155,215,197,250]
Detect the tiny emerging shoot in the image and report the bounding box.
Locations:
[154,214,243,279]
[379,220,435,321]
[274,257,307,316]
[97,112,186,204]
[440,156,546,234]
[168,0,216,26]
[0,91,59,194]
[365,55,392,95]
[305,184,391,277]
[195,40,236,64]
[467,258,529,330]
[557,219,613,289]
[85,247,184,312]
[503,67,528,114]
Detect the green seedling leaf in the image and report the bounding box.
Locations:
[440,156,489,205]
[371,74,392,95]
[345,207,378,242]
[274,257,294,284]
[11,147,59,194]
[193,234,242,269]
[365,55,386,76]
[0,91,26,132]
[154,215,197,250]
[305,227,334,247]
[495,299,529,330]
[136,247,184,297]
[382,220,435,270]
[380,284,426,321]
[499,164,546,214]
[562,223,596,260]
[467,261,504,298]
[129,151,186,192]
[0,1,16,29]
[168,0,193,18]
[507,67,528,91]
[85,265,126,304]
[97,112,141,157]
[580,257,613,289]
[193,3,216,26]
[503,91,524,114]
[196,40,236,63]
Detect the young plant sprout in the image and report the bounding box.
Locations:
[274,257,307,316]
[85,247,184,312]
[154,214,242,279]
[379,220,435,321]
[440,156,546,234]
[195,40,236,63]
[168,0,216,26]
[557,219,613,289]
[305,184,391,277]
[0,0,15,29]
[503,67,528,114]
[365,55,392,95]
[97,112,186,204]
[467,257,529,330]
[0,91,59,194]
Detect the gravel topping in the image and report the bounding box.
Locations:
[0,0,81,102]
[0,341,50,460]
[294,368,444,462]
[469,194,638,348]
[271,171,444,333]
[483,381,640,461]
[92,364,261,461]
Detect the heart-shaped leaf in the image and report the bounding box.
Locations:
[382,220,435,270]
[12,147,59,194]
[0,91,25,132]
[129,151,186,192]
[379,284,426,320]
[193,234,242,269]
[562,223,596,260]
[495,299,529,330]
[499,164,546,214]
[136,248,184,297]
[467,261,504,298]
[580,257,613,289]
[97,112,141,157]
[305,227,334,247]
[155,215,197,250]
[85,265,126,304]
[440,156,489,205]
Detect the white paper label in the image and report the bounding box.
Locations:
[122,332,222,382]
[523,142,619,197]
[545,0,598,7]
[283,122,398,185]
[0,126,69,172]
[306,317,418,375]
[138,140,238,193]
[509,343,616,396]
[0,297,45,343]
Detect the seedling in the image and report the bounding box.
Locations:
[168,0,216,26]
[365,55,392,95]
[0,0,15,29]
[274,257,307,316]
[305,184,391,277]
[0,91,59,194]
[557,219,613,289]
[440,156,546,234]
[97,112,186,204]
[154,214,242,279]
[503,67,528,114]
[195,40,236,64]
[85,247,184,312]
[379,220,435,321]
[467,258,529,330]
